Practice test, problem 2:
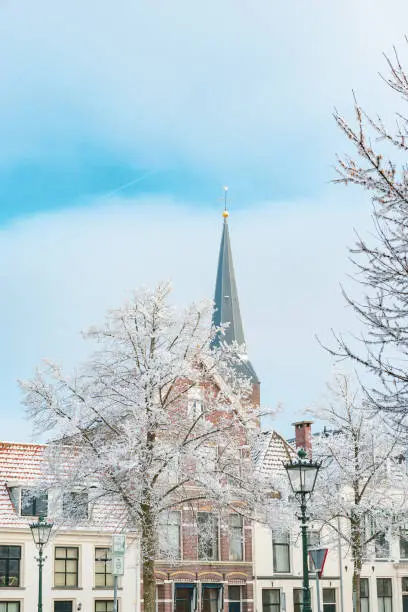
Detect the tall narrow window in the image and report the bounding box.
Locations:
[272,531,290,573]
[158,511,181,559]
[293,588,303,612]
[229,514,243,561]
[202,586,221,612]
[375,532,390,559]
[0,546,21,587]
[175,585,195,612]
[400,530,408,559]
[95,547,113,588]
[360,579,370,612]
[54,547,79,587]
[323,588,337,612]
[353,579,369,612]
[262,590,280,612]
[228,586,241,612]
[198,513,218,561]
[377,578,392,612]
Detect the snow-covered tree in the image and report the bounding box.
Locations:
[310,375,408,612]
[20,282,264,612]
[331,43,408,429]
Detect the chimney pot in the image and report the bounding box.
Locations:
[292,420,313,457]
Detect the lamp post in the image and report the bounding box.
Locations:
[29,516,53,612]
[284,448,321,612]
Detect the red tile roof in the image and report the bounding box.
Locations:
[0,442,46,528]
[0,442,127,531]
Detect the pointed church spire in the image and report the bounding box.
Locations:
[212,188,259,384]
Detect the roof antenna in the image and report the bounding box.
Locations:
[222,186,229,220]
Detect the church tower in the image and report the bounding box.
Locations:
[212,190,260,405]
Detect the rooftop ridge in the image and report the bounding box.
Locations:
[0,441,46,448]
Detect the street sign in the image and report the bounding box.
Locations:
[111,555,125,576]
[112,534,126,555]
[309,547,328,578]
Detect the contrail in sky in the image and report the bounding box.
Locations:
[104,169,159,199]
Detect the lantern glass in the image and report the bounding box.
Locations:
[285,450,320,495]
[30,516,53,549]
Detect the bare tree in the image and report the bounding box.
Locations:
[20,282,265,612]
[330,42,408,428]
[310,375,408,612]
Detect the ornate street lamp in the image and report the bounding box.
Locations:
[284,449,321,612]
[30,516,53,612]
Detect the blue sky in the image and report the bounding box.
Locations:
[2,0,408,440]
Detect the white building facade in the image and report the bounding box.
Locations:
[254,514,408,612]
[0,442,140,612]
[254,425,408,612]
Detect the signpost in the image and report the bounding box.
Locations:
[111,535,126,612]
[308,548,328,612]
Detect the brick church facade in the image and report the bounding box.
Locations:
[152,206,259,612]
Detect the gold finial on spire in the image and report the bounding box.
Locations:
[222,186,229,218]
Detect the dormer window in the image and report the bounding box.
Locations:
[62,491,89,521]
[21,489,48,516]
[8,486,48,517]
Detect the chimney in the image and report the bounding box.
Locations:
[292,420,313,457]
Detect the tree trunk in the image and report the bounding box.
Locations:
[351,513,362,612]
[353,561,361,612]
[141,495,156,612]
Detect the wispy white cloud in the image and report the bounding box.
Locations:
[0,0,402,440]
[0,188,372,441]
